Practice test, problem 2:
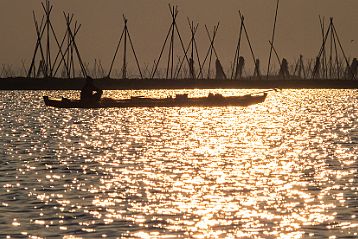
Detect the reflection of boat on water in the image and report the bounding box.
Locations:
[43,92,268,109]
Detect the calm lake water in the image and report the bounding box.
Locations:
[1,89,358,238]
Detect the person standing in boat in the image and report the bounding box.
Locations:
[80,77,103,102]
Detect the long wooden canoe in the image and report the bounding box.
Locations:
[43,93,267,109]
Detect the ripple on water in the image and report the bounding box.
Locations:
[1,89,358,238]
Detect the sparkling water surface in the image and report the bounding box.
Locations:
[1,89,358,238]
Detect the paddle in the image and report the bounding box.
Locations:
[251,88,281,95]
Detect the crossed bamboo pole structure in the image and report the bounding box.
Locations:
[108,15,143,79]
[26,1,357,81]
[231,11,257,79]
[27,0,87,78]
[312,17,355,80]
[151,5,191,79]
[201,23,220,79]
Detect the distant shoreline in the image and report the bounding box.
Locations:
[0,77,357,90]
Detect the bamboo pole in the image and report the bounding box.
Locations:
[151,24,172,78]
[267,0,280,80]
[28,13,46,77]
[268,41,281,66]
[63,12,87,78]
[108,27,125,77]
[53,24,80,77]
[232,14,244,79]
[122,16,128,79]
[127,21,143,78]
[332,23,356,80]
[202,23,219,79]
[239,11,257,78]
[319,16,327,78]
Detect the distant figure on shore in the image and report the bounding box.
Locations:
[215,59,227,80]
[254,59,261,78]
[279,58,290,78]
[235,56,245,79]
[348,58,357,79]
[80,77,103,102]
[312,57,321,79]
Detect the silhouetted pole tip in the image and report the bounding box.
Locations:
[123,15,128,24]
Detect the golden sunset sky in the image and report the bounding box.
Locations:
[0,0,357,72]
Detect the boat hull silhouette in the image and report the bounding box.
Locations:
[43,93,267,109]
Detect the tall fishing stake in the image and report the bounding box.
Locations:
[201,23,220,79]
[151,5,190,79]
[61,12,87,78]
[232,11,257,79]
[187,19,203,79]
[312,17,354,80]
[108,15,143,79]
[266,0,280,80]
[28,1,82,78]
[173,19,203,79]
[52,15,82,78]
[28,0,55,77]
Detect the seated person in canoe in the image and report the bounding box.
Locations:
[80,77,103,102]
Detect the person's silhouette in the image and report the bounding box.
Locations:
[80,77,103,102]
[279,58,289,78]
[235,56,245,79]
